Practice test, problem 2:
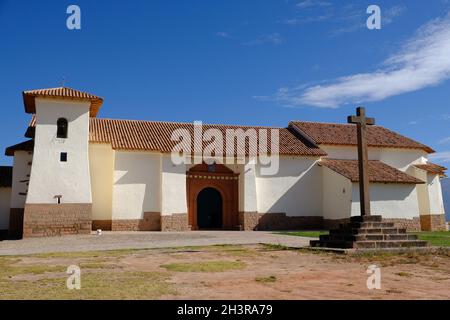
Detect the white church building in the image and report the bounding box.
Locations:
[0,87,447,238]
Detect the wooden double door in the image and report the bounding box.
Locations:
[187,164,239,230]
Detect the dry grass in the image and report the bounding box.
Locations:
[160,260,246,273]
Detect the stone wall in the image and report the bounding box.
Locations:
[239,212,323,231]
[161,213,190,231]
[93,212,161,231]
[383,217,421,232]
[23,204,92,238]
[420,214,447,231]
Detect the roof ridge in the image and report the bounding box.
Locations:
[93,117,286,129]
[291,120,385,127]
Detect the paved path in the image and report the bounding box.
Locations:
[0,231,313,256]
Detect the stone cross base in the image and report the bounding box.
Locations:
[310,215,428,249]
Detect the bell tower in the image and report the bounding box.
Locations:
[22,87,103,237]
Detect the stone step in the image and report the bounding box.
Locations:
[330,227,407,235]
[354,240,428,249]
[349,222,395,229]
[324,233,418,242]
[311,239,428,249]
[310,240,354,249]
[350,215,383,223]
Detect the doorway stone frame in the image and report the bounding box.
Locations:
[187,164,239,230]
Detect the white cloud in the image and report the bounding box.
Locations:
[296,0,331,9]
[439,137,450,144]
[216,32,229,38]
[270,12,450,108]
[331,5,405,36]
[383,5,406,25]
[243,33,283,46]
[282,14,332,26]
[430,151,450,163]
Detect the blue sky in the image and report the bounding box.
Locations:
[1,0,450,166]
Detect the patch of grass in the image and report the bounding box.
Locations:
[161,260,246,273]
[255,276,277,283]
[386,289,403,294]
[79,262,122,270]
[30,248,142,259]
[411,231,450,247]
[0,271,174,300]
[395,272,412,277]
[275,231,329,238]
[260,243,291,251]
[0,257,66,279]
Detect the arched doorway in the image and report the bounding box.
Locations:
[197,188,223,229]
[187,163,239,230]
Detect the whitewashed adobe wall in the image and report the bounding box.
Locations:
[161,155,187,215]
[10,151,33,208]
[427,174,445,215]
[27,98,92,204]
[320,145,426,171]
[255,157,322,216]
[411,167,431,215]
[0,187,11,230]
[90,143,115,221]
[351,183,420,219]
[112,151,161,220]
[322,166,352,220]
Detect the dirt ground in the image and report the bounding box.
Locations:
[0,244,449,300]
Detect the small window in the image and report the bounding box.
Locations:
[57,118,68,139]
[60,152,68,162]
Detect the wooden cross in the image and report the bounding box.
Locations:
[347,107,375,216]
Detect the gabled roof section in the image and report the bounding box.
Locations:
[290,121,434,154]
[26,116,326,156]
[320,159,424,184]
[0,166,13,188]
[414,162,447,177]
[89,118,327,156]
[23,87,103,117]
[5,140,34,157]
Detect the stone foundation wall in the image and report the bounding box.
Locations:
[23,204,92,238]
[239,212,323,231]
[383,217,421,232]
[8,208,25,239]
[92,220,112,231]
[420,214,447,231]
[161,213,190,231]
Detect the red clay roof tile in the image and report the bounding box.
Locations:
[320,159,424,184]
[23,87,103,117]
[290,121,434,153]
[414,163,447,177]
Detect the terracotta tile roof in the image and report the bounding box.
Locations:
[290,121,434,153]
[5,140,34,157]
[0,166,13,188]
[26,116,326,156]
[89,118,326,156]
[23,87,103,117]
[320,159,424,184]
[414,163,447,177]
